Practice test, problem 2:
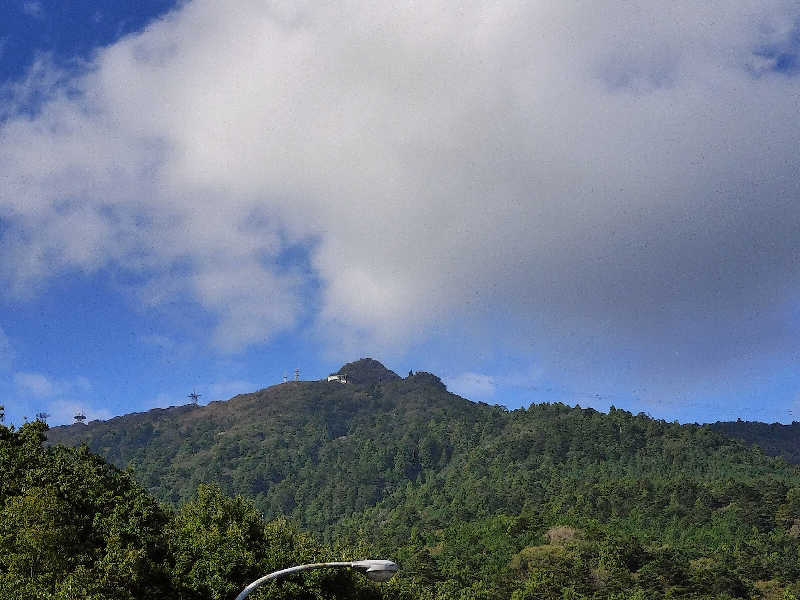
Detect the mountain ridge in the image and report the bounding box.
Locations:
[48,359,798,527]
[44,358,800,596]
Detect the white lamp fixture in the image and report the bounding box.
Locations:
[234,559,399,600]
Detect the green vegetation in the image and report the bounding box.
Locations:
[24,361,800,598]
[711,420,800,464]
[0,418,172,598]
[0,416,384,599]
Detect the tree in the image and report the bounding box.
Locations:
[0,421,173,599]
[167,484,378,600]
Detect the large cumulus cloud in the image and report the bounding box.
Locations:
[1,0,799,404]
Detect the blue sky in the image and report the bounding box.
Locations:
[1,1,799,427]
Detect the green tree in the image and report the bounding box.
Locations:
[0,420,172,599]
[167,484,380,600]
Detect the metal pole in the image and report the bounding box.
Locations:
[234,562,357,600]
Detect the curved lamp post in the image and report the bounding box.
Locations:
[234,559,399,600]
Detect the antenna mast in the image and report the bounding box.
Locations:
[294,368,300,382]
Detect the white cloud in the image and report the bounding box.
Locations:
[10,371,99,425]
[447,372,496,400]
[0,0,799,398]
[14,371,92,398]
[14,372,56,397]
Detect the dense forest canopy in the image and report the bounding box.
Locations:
[709,420,800,465]
[17,360,800,598]
[0,414,388,599]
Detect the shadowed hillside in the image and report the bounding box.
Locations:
[710,420,800,464]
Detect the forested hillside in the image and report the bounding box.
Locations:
[710,420,800,464]
[43,359,800,598]
[0,413,390,599]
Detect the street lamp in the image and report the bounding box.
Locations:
[234,559,399,600]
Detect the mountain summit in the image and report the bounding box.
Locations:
[334,358,401,385]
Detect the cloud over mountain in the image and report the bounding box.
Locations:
[1,0,799,405]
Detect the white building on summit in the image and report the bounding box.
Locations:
[327,374,348,383]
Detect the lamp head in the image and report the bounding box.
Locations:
[351,559,399,582]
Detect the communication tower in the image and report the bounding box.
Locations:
[294,368,300,382]
[282,373,288,384]
[74,410,87,424]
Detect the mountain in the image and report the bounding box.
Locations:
[48,360,474,533]
[0,419,389,600]
[334,357,402,384]
[710,420,800,464]
[46,359,800,598]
